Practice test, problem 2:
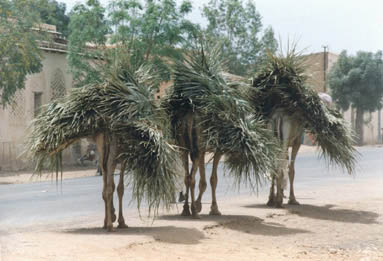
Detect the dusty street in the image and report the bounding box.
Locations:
[0,146,382,260]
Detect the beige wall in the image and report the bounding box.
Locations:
[0,50,76,170]
[342,108,382,145]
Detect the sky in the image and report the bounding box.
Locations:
[62,0,383,55]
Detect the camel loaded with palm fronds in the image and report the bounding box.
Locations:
[248,50,357,207]
[164,45,357,211]
[27,52,180,231]
[163,44,279,218]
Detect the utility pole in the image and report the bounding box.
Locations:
[378,108,382,144]
[322,45,328,93]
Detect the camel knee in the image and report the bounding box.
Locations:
[104,186,114,200]
[117,183,124,197]
[199,180,207,192]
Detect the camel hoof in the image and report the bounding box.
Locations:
[181,206,191,216]
[288,199,300,205]
[117,222,129,229]
[209,209,222,216]
[106,225,115,232]
[112,213,117,223]
[195,200,202,213]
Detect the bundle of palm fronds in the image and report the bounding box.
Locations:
[162,43,279,187]
[26,50,180,212]
[117,120,180,213]
[250,51,356,173]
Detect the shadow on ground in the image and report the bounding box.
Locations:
[244,203,380,224]
[160,214,310,236]
[65,226,205,245]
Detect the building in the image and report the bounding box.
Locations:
[0,24,82,171]
[303,51,382,145]
[303,50,339,93]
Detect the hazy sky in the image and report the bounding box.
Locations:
[63,0,383,55]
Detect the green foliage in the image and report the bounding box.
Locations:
[108,0,197,81]
[163,42,279,189]
[328,50,383,144]
[0,0,47,107]
[202,0,278,76]
[120,121,180,214]
[250,50,357,174]
[257,26,278,66]
[329,50,383,112]
[67,0,110,87]
[38,0,70,37]
[27,48,181,214]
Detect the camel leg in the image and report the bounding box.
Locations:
[105,135,117,231]
[181,151,191,216]
[275,170,284,208]
[189,158,200,219]
[267,175,275,206]
[275,154,289,208]
[288,139,301,205]
[97,134,117,231]
[117,161,128,228]
[195,150,206,213]
[209,153,222,215]
[274,115,291,208]
[96,134,109,229]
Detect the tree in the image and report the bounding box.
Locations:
[258,26,278,65]
[108,0,195,81]
[202,0,278,76]
[0,0,47,107]
[38,0,70,37]
[328,50,383,145]
[67,0,110,87]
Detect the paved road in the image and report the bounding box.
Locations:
[0,146,382,232]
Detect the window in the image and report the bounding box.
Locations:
[51,69,66,100]
[34,92,43,117]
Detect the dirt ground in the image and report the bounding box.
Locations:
[1,145,382,261]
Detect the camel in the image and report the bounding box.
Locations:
[28,60,180,232]
[176,112,223,218]
[266,110,304,207]
[266,94,333,208]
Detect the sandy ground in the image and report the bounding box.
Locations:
[1,145,382,261]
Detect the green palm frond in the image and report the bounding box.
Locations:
[202,95,279,188]
[118,120,180,215]
[163,42,279,188]
[250,51,357,173]
[26,50,181,214]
